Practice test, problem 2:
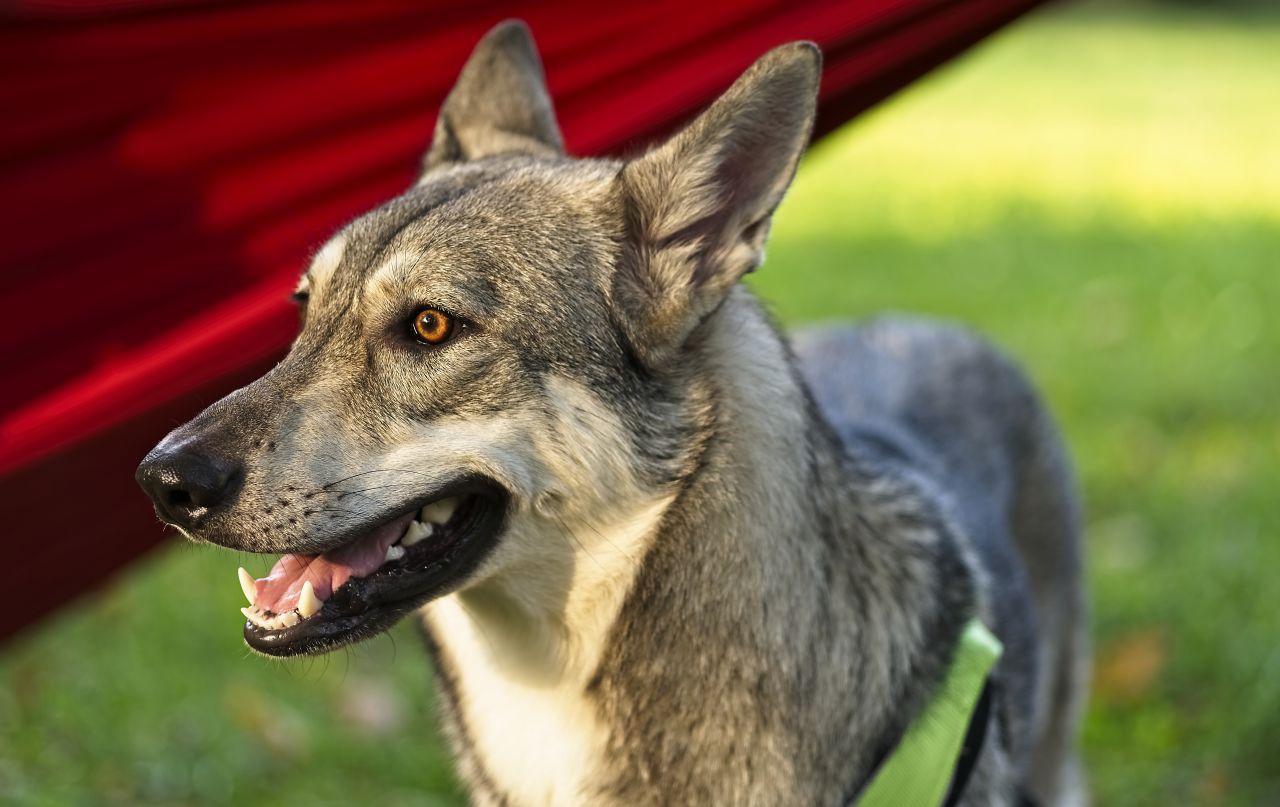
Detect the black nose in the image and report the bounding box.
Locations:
[136,445,242,531]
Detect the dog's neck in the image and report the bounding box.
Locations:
[422,289,974,804]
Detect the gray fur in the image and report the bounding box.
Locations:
[139,20,1088,806]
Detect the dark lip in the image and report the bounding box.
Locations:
[242,477,508,657]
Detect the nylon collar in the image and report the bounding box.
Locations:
[857,618,1003,806]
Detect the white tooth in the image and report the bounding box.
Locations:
[385,544,406,562]
[242,607,270,629]
[420,497,458,525]
[280,611,300,628]
[402,520,432,547]
[297,581,321,619]
[238,567,256,606]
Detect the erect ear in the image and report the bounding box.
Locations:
[612,42,821,365]
[422,20,564,173]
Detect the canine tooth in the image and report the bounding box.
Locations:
[402,520,432,547]
[240,607,253,622]
[237,567,256,606]
[420,497,458,525]
[297,580,321,619]
[385,544,406,562]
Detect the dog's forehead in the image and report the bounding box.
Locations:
[304,165,499,300]
[314,159,617,299]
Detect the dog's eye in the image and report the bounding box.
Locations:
[292,275,312,306]
[411,307,455,345]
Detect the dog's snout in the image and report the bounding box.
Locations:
[136,445,242,531]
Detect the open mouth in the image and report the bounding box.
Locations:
[236,480,506,656]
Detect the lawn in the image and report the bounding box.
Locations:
[3,2,1277,804]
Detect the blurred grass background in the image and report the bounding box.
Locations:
[2,1,1277,804]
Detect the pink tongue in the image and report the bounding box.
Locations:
[253,513,415,614]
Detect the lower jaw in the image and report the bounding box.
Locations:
[243,485,508,657]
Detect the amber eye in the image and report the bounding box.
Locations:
[411,307,454,345]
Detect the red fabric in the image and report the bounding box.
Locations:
[0,0,1041,643]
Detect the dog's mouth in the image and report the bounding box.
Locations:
[236,480,506,657]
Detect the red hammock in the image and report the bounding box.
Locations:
[0,0,1041,643]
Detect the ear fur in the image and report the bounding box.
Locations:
[422,20,564,173]
[613,42,821,364]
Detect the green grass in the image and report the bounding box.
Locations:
[4,2,1278,804]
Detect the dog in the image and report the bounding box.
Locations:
[136,20,1088,806]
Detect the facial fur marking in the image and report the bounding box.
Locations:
[305,233,348,295]
[366,251,419,298]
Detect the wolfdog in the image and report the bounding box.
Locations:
[137,20,1088,806]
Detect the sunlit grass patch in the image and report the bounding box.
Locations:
[782,4,1280,237]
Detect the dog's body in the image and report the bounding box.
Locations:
[137,22,1088,806]
[421,306,1088,807]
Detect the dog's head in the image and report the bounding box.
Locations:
[136,21,819,656]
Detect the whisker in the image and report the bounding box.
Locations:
[322,467,436,490]
[333,481,427,495]
[580,518,636,565]
[555,514,607,574]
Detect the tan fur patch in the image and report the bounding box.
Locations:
[302,233,347,300]
[418,375,676,803]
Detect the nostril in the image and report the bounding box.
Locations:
[191,464,241,509]
[165,488,194,509]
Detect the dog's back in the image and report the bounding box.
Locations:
[794,317,1089,805]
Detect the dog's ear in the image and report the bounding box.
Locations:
[422,20,564,173]
[612,42,820,364]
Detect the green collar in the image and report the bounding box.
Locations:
[858,618,1003,807]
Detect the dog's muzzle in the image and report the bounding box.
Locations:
[136,433,509,656]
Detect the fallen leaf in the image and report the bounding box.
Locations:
[1196,761,1231,805]
[223,683,309,758]
[1093,628,1168,705]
